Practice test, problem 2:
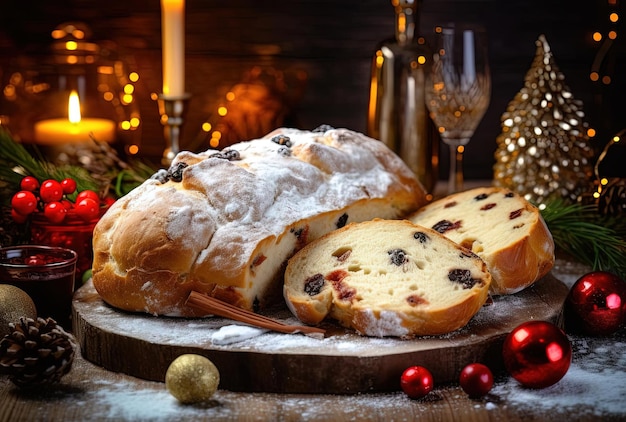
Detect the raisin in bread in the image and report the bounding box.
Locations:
[408,186,554,295]
[283,219,492,337]
[92,127,428,316]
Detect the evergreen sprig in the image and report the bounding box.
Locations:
[0,127,100,204]
[540,198,626,279]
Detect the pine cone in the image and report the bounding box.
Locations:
[0,317,77,388]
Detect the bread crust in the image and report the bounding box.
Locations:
[92,128,427,316]
[408,187,554,295]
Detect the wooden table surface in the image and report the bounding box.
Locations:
[1,256,625,421]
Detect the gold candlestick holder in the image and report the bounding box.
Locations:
[156,93,191,166]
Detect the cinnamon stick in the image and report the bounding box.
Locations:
[186,291,325,338]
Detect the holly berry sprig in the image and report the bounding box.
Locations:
[11,176,105,224]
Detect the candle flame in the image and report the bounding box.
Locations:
[68,90,81,124]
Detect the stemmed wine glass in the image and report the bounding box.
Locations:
[425,24,491,194]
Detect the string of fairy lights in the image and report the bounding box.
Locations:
[590,0,622,200]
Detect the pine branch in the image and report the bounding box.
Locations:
[540,198,626,278]
[0,127,100,196]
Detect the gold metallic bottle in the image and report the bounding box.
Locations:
[367,0,438,192]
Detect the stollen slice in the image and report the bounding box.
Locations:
[284,219,491,337]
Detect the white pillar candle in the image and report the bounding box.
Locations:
[161,0,185,97]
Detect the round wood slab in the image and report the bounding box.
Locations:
[72,273,568,394]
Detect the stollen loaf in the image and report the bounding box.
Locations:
[283,219,492,337]
[92,127,427,316]
[408,186,554,295]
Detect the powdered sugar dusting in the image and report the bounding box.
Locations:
[359,309,409,337]
[210,325,268,345]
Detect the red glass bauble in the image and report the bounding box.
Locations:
[564,271,626,336]
[502,321,571,389]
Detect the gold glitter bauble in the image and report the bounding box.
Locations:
[165,354,220,404]
[0,285,37,338]
[493,35,594,205]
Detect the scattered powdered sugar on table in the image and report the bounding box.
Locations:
[70,333,625,420]
[78,377,435,421]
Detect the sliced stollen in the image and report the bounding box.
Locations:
[92,127,427,316]
[283,219,492,337]
[408,186,555,295]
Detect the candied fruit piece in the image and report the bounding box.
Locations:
[312,124,334,133]
[167,162,188,182]
[448,269,479,289]
[290,226,309,248]
[388,249,409,266]
[336,213,348,229]
[210,149,240,161]
[406,295,428,306]
[432,219,461,234]
[327,270,355,301]
[332,247,352,262]
[304,274,325,296]
[271,135,292,147]
[413,231,430,243]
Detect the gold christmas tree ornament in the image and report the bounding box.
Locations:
[493,35,594,205]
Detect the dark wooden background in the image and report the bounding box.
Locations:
[0,0,623,180]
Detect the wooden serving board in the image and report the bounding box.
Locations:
[72,273,568,394]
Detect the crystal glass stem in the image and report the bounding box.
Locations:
[447,141,468,194]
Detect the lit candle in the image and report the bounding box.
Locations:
[33,90,116,144]
[161,0,185,97]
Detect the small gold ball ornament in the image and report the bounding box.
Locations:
[165,354,220,404]
[0,284,37,338]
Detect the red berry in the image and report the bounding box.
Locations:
[76,190,100,205]
[459,363,493,398]
[40,179,63,202]
[44,201,67,224]
[75,197,100,221]
[11,208,28,223]
[11,190,38,215]
[60,178,77,195]
[61,199,74,210]
[20,176,40,192]
[400,366,433,399]
[103,196,116,207]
